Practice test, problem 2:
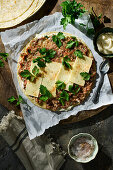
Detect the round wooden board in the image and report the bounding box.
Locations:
[0,0,113,124]
[60,106,108,124]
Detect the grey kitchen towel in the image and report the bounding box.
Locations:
[0,111,65,170]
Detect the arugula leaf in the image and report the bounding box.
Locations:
[20,70,35,82]
[60,0,86,29]
[32,66,39,76]
[8,96,17,103]
[74,50,84,58]
[52,32,65,48]
[69,84,80,94]
[62,56,71,69]
[0,53,8,61]
[8,95,25,106]
[59,90,69,105]
[56,80,66,90]
[0,60,4,67]
[33,57,46,67]
[66,40,78,49]
[39,85,52,101]
[16,95,25,106]
[80,72,91,80]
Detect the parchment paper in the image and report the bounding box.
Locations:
[1,12,113,140]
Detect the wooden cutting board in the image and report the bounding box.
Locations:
[0,0,113,123]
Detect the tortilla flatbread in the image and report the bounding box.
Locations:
[0,0,46,28]
[17,32,96,111]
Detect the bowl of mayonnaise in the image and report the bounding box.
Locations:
[93,27,113,57]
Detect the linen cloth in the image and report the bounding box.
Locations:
[1,12,113,140]
[0,111,65,170]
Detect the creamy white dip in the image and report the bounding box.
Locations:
[97,33,113,54]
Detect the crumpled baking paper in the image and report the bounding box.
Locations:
[1,12,113,140]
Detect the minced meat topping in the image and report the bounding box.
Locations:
[18,33,96,111]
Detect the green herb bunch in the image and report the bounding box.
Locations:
[60,0,86,29]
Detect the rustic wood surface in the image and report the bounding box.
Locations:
[0,0,113,123]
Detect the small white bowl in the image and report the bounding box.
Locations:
[68,133,98,163]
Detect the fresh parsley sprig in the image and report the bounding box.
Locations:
[39,48,56,63]
[74,50,84,59]
[62,56,71,69]
[20,70,35,82]
[8,95,25,106]
[0,53,9,68]
[0,53,8,61]
[39,85,52,101]
[52,32,65,48]
[69,84,80,94]
[66,40,78,49]
[33,57,46,68]
[56,80,66,90]
[32,66,39,76]
[80,72,91,80]
[59,90,69,106]
[60,0,86,29]
[0,60,4,67]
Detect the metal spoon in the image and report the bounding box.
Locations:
[92,59,110,104]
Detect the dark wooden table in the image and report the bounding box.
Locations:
[0,0,113,122]
[0,0,113,169]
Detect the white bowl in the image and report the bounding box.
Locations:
[68,133,98,163]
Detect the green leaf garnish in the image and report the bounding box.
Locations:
[8,96,17,103]
[74,50,84,58]
[39,48,47,55]
[66,40,78,49]
[56,80,66,90]
[69,84,80,94]
[20,70,35,82]
[86,28,95,36]
[16,95,25,106]
[33,57,46,68]
[79,23,87,27]
[0,53,8,61]
[39,85,52,101]
[80,72,91,80]
[32,66,39,76]
[39,48,56,63]
[8,95,25,106]
[59,90,69,105]
[62,56,71,69]
[60,0,86,29]
[52,32,65,48]
[44,35,49,39]
[0,60,4,67]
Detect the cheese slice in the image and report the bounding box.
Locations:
[25,62,62,97]
[25,62,43,97]
[56,62,75,84]
[69,56,93,86]
[25,77,42,97]
[41,62,62,97]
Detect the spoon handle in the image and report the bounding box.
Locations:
[92,73,104,104]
